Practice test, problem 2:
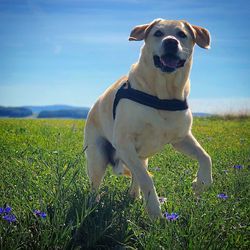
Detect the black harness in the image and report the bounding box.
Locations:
[113,80,188,119]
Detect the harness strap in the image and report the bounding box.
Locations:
[113,80,188,119]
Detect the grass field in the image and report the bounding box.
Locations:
[0,118,249,249]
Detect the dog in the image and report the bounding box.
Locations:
[84,19,213,218]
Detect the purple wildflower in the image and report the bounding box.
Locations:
[0,206,12,214]
[159,197,167,203]
[217,193,229,199]
[3,214,16,222]
[164,212,179,221]
[233,165,244,169]
[33,209,47,219]
[4,206,12,213]
[39,212,47,218]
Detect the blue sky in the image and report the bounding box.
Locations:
[0,0,250,113]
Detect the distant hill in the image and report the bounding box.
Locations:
[37,109,89,119]
[24,105,90,119]
[24,105,88,114]
[0,106,33,118]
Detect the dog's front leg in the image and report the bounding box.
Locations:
[172,132,213,195]
[114,138,161,218]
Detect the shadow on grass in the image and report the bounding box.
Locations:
[65,189,139,250]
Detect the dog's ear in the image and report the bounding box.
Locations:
[192,25,211,49]
[129,24,149,41]
[129,19,162,41]
[184,21,211,49]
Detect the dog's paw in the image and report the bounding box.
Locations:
[192,177,212,196]
[147,202,162,219]
[148,208,163,220]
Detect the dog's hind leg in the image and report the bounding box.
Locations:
[129,158,147,199]
[129,174,140,199]
[85,143,108,192]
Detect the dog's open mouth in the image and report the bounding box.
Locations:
[153,54,186,73]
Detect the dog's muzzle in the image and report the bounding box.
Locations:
[153,54,186,73]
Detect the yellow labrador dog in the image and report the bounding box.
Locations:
[84,19,213,218]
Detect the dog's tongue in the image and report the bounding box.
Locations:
[160,56,179,68]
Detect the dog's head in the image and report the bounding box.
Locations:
[129,19,210,73]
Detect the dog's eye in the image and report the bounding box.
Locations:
[154,30,164,37]
[177,31,187,38]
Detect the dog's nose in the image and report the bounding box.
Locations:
[163,37,179,54]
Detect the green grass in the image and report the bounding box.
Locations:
[0,118,249,249]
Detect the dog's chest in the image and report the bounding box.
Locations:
[133,109,192,158]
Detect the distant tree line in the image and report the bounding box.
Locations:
[0,106,89,119]
[37,109,88,119]
[0,106,33,117]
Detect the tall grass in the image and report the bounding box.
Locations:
[0,118,249,249]
[214,110,250,120]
